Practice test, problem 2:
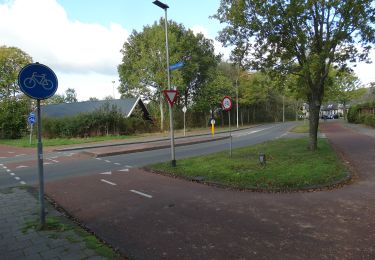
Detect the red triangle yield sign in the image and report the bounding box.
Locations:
[162,90,179,107]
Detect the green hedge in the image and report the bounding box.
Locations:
[42,104,154,138]
[347,100,375,127]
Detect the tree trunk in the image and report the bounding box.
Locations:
[308,100,320,151]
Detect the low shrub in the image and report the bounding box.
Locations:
[42,104,154,138]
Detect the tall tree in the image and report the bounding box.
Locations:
[214,0,375,150]
[64,88,78,103]
[118,19,219,131]
[0,46,32,139]
[0,46,32,99]
[325,71,364,119]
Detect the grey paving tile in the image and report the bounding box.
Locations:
[39,248,65,259]
[0,187,113,259]
[1,249,25,260]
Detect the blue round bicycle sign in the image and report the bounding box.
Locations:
[18,63,58,100]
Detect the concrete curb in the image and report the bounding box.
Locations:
[82,136,229,158]
[53,125,260,152]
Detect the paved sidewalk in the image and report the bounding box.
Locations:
[0,187,116,259]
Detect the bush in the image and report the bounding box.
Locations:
[347,101,375,128]
[347,105,360,123]
[362,114,375,128]
[42,104,154,138]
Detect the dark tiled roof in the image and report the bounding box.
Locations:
[41,98,150,119]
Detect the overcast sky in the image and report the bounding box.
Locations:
[1,0,374,101]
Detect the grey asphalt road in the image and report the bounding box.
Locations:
[0,122,298,189]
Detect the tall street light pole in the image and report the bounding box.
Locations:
[236,64,239,129]
[153,0,176,167]
[112,80,115,99]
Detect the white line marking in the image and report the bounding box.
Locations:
[50,156,58,159]
[20,181,26,185]
[3,166,8,169]
[100,179,117,186]
[0,157,7,159]
[6,169,10,172]
[0,164,3,166]
[130,190,152,199]
[7,152,15,154]
[99,171,112,175]
[119,168,129,172]
[95,158,102,160]
[16,165,29,169]
[104,160,111,163]
[15,177,20,180]
[44,162,52,165]
[15,154,26,157]
[114,163,121,165]
[10,172,15,176]
[47,158,59,163]
[125,165,132,168]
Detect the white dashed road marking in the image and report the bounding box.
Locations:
[16,165,29,169]
[96,158,102,160]
[101,179,117,186]
[119,169,129,172]
[47,158,59,163]
[99,171,112,175]
[10,173,15,176]
[15,177,20,180]
[114,163,121,165]
[20,181,26,185]
[104,160,111,163]
[130,190,152,199]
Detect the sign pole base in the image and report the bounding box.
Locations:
[171,159,176,167]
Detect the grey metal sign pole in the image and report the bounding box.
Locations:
[18,62,58,229]
[36,99,45,226]
[163,5,176,167]
[229,111,232,157]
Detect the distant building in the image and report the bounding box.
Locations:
[41,97,152,120]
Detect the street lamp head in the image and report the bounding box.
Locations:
[153,0,169,10]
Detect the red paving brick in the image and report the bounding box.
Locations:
[44,122,375,259]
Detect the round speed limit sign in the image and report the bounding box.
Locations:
[221,96,233,111]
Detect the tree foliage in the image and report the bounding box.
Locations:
[0,45,32,99]
[64,88,78,103]
[118,19,219,103]
[214,0,375,150]
[118,19,220,130]
[0,46,33,139]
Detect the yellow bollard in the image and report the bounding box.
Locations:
[210,118,215,136]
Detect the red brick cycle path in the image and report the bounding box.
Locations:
[45,122,375,259]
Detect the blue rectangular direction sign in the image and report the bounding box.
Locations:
[169,61,184,71]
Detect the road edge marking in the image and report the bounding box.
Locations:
[130,190,152,199]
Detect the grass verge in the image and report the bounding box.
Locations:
[290,123,309,133]
[147,138,349,191]
[22,216,121,259]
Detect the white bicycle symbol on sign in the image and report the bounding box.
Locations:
[23,72,54,90]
